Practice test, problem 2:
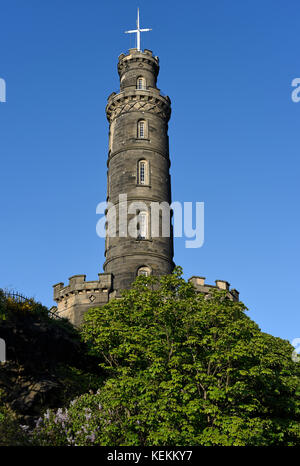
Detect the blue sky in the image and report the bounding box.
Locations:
[0,0,299,345]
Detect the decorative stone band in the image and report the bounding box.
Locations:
[188,276,239,302]
[106,194,172,206]
[103,252,175,270]
[107,146,170,166]
[106,91,171,123]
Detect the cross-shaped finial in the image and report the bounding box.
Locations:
[125,8,152,51]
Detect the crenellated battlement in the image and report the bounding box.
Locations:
[52,273,239,328]
[118,49,159,79]
[53,273,113,326]
[188,276,239,301]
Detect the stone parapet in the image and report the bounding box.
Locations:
[188,276,239,302]
[53,273,239,327]
[53,273,113,326]
[118,49,159,83]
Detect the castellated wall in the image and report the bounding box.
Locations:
[52,273,239,328]
[53,274,113,327]
[188,276,239,301]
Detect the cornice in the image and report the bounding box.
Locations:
[106,91,171,123]
[107,146,170,166]
[103,252,174,268]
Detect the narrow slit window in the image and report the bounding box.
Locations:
[138,120,145,138]
[139,161,146,184]
[137,77,146,90]
[138,212,148,239]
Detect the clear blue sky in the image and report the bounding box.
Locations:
[0,0,299,345]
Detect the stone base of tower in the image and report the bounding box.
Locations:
[52,273,239,327]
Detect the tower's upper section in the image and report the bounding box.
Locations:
[106,49,171,125]
[118,48,159,91]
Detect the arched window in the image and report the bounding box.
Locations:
[138,120,146,138]
[137,77,146,90]
[138,160,148,185]
[138,211,148,239]
[137,266,151,277]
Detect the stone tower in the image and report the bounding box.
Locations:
[104,48,174,292]
[52,47,239,327]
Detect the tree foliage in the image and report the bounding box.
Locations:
[29,268,300,445]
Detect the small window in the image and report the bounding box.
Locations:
[138,160,148,185]
[137,77,146,90]
[138,211,148,239]
[138,120,145,138]
[137,266,151,277]
[140,161,145,184]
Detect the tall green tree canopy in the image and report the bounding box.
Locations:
[31,268,300,446]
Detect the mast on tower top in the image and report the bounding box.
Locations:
[125,8,152,51]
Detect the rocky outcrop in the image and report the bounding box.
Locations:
[0,362,62,424]
[0,306,101,425]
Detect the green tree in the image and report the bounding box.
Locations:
[30,268,300,446]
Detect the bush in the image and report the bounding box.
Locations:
[28,268,300,446]
[0,389,29,446]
